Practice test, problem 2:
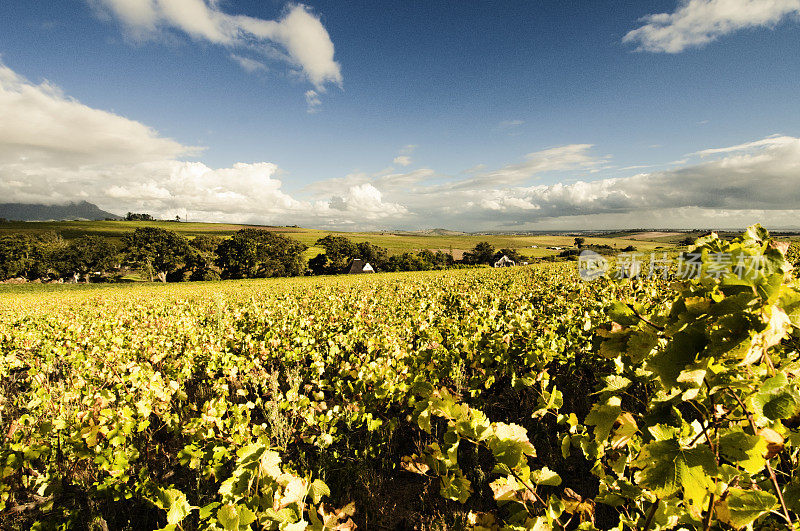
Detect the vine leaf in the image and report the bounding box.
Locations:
[718,428,767,475]
[646,329,706,389]
[531,467,562,486]
[585,397,622,442]
[715,488,777,529]
[489,422,536,468]
[308,479,331,505]
[149,487,193,526]
[751,372,800,421]
[633,439,717,507]
[217,504,240,530]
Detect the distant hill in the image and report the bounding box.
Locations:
[392,228,466,236]
[0,201,122,221]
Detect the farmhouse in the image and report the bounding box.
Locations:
[493,255,515,268]
[347,259,375,274]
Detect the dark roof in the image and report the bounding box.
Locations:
[347,259,374,274]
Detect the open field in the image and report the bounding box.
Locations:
[2,228,799,530]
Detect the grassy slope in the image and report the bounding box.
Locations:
[0,220,673,260]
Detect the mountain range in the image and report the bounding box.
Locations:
[0,202,122,221]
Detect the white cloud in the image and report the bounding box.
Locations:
[624,0,800,53]
[691,134,795,155]
[304,89,321,113]
[0,62,399,227]
[91,1,342,92]
[4,62,800,231]
[449,144,607,190]
[497,119,524,129]
[0,64,195,168]
[230,54,268,73]
[304,134,800,230]
[391,145,417,167]
[325,184,407,219]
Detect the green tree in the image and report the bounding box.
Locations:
[574,237,585,248]
[29,232,66,279]
[58,236,118,283]
[125,212,153,221]
[314,235,358,273]
[216,229,307,279]
[0,234,34,280]
[386,252,430,272]
[355,241,389,271]
[312,236,389,274]
[308,253,329,275]
[462,241,495,265]
[0,232,65,280]
[122,227,191,282]
[186,235,223,281]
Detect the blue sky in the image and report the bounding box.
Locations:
[2,0,800,230]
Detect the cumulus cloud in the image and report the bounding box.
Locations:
[0,62,399,227]
[325,184,407,218]
[0,64,195,167]
[303,134,800,230]
[624,0,800,53]
[91,0,342,92]
[410,136,800,228]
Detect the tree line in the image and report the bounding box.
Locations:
[0,228,525,283]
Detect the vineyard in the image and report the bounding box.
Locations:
[1,226,799,530]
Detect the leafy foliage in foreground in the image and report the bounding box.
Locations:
[0,226,798,529]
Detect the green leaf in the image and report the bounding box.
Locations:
[716,488,777,529]
[531,467,562,486]
[489,423,536,468]
[718,428,767,475]
[783,482,800,514]
[626,330,658,363]
[751,372,800,421]
[217,504,239,531]
[440,473,472,503]
[237,506,256,527]
[307,478,330,505]
[646,329,706,389]
[608,302,638,326]
[585,398,621,442]
[411,380,434,398]
[633,439,717,507]
[150,487,193,526]
[599,375,632,393]
[198,502,220,520]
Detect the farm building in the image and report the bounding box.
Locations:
[347,259,375,274]
[493,255,515,268]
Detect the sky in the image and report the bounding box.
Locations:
[1,0,800,231]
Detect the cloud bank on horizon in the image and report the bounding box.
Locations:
[2,61,800,231]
